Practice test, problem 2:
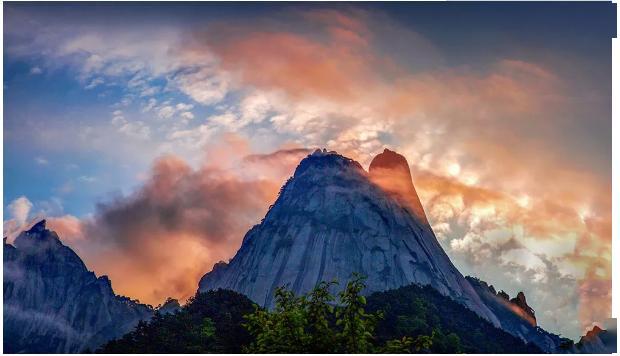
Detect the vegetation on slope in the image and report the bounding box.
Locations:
[99,276,542,353]
[366,284,542,353]
[98,289,255,353]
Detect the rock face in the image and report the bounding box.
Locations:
[199,149,498,325]
[368,148,428,225]
[569,321,617,354]
[3,220,153,353]
[510,292,536,323]
[466,276,565,352]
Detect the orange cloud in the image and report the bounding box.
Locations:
[69,138,304,305]
[47,215,83,243]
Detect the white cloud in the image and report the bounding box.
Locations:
[139,86,159,97]
[142,98,157,113]
[207,112,241,131]
[501,248,546,271]
[240,92,272,123]
[174,67,230,105]
[30,66,43,75]
[35,157,49,165]
[77,175,97,183]
[118,120,151,140]
[175,103,194,111]
[8,196,33,225]
[85,77,104,89]
[180,111,194,120]
[111,110,151,139]
[157,105,176,119]
[166,124,216,150]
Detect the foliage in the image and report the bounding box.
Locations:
[243,274,429,353]
[98,289,256,353]
[99,279,543,354]
[366,283,542,353]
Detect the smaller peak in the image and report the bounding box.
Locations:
[15,219,61,249]
[510,291,536,325]
[586,325,603,337]
[98,275,113,287]
[159,298,182,315]
[369,148,410,174]
[27,219,47,234]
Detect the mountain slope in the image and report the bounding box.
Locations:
[367,283,542,353]
[100,283,542,354]
[466,276,567,352]
[568,322,617,353]
[3,220,153,353]
[99,289,257,353]
[199,149,498,325]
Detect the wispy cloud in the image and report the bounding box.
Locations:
[3,4,611,339]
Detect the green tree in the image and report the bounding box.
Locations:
[334,273,381,353]
[243,274,429,353]
[305,280,338,352]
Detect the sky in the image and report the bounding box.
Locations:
[3,2,616,339]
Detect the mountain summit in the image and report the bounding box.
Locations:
[199,149,498,324]
[369,148,428,225]
[4,220,152,353]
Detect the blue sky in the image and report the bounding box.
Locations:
[3,2,616,339]
[5,2,615,218]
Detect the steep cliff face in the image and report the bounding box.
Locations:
[199,149,498,325]
[3,220,152,353]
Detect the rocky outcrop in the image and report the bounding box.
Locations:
[157,298,182,315]
[466,276,566,352]
[568,321,617,354]
[369,148,428,225]
[510,291,536,323]
[3,220,153,353]
[493,286,537,326]
[199,149,498,325]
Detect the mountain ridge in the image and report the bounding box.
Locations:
[4,220,153,353]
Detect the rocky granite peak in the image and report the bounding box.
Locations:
[585,325,603,339]
[465,276,567,352]
[369,148,428,224]
[28,219,48,233]
[199,149,498,325]
[369,148,411,174]
[510,291,536,322]
[573,322,617,353]
[468,280,537,326]
[4,223,153,353]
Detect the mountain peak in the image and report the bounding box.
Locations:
[199,149,499,326]
[5,221,153,353]
[369,148,411,174]
[15,219,63,251]
[369,148,428,224]
[585,325,604,339]
[294,148,363,179]
[510,291,536,322]
[27,219,47,234]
